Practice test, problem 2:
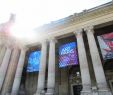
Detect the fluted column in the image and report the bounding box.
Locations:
[0,37,3,53]
[0,46,6,66]
[0,46,12,91]
[0,44,3,53]
[84,26,112,95]
[11,47,27,95]
[46,38,56,95]
[35,40,47,95]
[74,29,92,95]
[1,46,20,95]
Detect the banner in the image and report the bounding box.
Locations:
[27,51,41,72]
[97,32,113,60]
[59,42,78,68]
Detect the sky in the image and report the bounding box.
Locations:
[0,0,112,39]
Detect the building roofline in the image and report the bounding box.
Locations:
[35,1,112,31]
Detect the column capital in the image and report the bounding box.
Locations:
[5,43,13,50]
[73,29,83,36]
[48,37,57,43]
[20,46,29,52]
[5,38,18,49]
[41,39,48,44]
[84,26,94,34]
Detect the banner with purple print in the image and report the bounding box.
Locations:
[59,42,78,68]
[97,32,113,60]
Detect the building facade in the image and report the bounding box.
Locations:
[0,1,113,95]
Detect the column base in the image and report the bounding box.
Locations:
[6,93,11,95]
[92,91,98,95]
[34,93,39,95]
[81,92,92,95]
[91,86,98,95]
[81,90,92,95]
[45,93,54,95]
[34,90,45,95]
[11,93,16,95]
[11,91,18,95]
[45,88,54,95]
[45,92,54,95]
[98,90,112,95]
[97,83,112,95]
[34,93,45,95]
[81,84,92,95]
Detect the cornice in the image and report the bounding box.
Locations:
[35,2,113,33]
[38,2,113,37]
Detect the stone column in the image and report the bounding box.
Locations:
[74,29,92,95]
[46,38,56,95]
[0,46,12,91]
[0,44,3,53]
[11,47,27,95]
[0,37,3,53]
[35,40,47,95]
[84,26,112,95]
[0,46,6,66]
[1,47,20,95]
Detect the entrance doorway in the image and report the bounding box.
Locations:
[71,84,82,95]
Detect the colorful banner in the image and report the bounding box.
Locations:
[97,32,113,60]
[27,51,41,72]
[59,42,78,68]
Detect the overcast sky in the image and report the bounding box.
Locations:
[0,0,111,38]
